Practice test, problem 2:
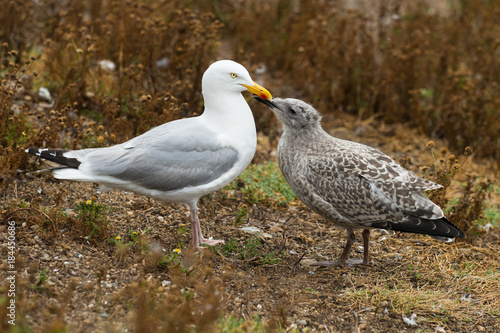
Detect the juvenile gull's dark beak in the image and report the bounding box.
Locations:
[253,96,279,109]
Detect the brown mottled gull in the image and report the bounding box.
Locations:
[255,97,465,267]
[25,60,273,249]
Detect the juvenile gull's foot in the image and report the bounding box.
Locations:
[311,259,370,268]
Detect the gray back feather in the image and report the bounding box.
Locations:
[81,117,239,191]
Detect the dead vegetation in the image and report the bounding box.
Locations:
[1,0,499,332]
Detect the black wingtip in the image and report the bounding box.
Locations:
[26,147,39,155]
[26,148,81,169]
[253,95,279,109]
[373,216,465,239]
[442,217,466,239]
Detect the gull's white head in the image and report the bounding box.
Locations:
[202,60,272,101]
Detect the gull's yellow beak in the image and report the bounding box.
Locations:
[241,81,272,100]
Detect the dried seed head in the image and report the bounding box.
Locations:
[420,166,429,172]
[2,42,8,48]
[440,148,447,155]
[426,141,435,149]
[448,154,456,162]
[464,146,472,156]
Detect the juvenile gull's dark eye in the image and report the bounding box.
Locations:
[289,107,297,114]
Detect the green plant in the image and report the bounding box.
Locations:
[305,287,317,294]
[31,269,48,291]
[74,199,110,239]
[213,315,288,333]
[225,161,297,207]
[234,204,249,225]
[220,237,283,266]
[158,249,183,268]
[484,207,500,227]
[177,224,188,235]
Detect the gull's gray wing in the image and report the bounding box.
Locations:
[78,117,239,192]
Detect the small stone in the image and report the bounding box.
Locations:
[239,226,262,234]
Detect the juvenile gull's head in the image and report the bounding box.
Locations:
[254,97,322,130]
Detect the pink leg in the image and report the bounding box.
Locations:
[189,205,225,248]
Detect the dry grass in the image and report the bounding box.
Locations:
[223,0,500,166]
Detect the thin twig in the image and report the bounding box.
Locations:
[292,252,307,271]
[2,207,56,229]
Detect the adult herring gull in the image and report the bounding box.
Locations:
[26,60,273,248]
[255,97,465,267]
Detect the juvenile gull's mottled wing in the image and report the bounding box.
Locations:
[302,137,445,225]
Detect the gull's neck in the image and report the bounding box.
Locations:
[280,125,328,151]
[201,90,257,155]
[201,91,255,127]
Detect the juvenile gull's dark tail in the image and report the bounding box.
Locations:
[371,216,465,240]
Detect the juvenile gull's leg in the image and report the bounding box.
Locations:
[362,229,371,265]
[311,229,361,267]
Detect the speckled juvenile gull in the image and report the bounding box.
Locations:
[26,60,273,248]
[255,97,465,267]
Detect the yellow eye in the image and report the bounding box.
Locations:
[230,73,238,78]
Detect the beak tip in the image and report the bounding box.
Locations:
[253,95,278,109]
[245,81,272,100]
[259,93,270,100]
